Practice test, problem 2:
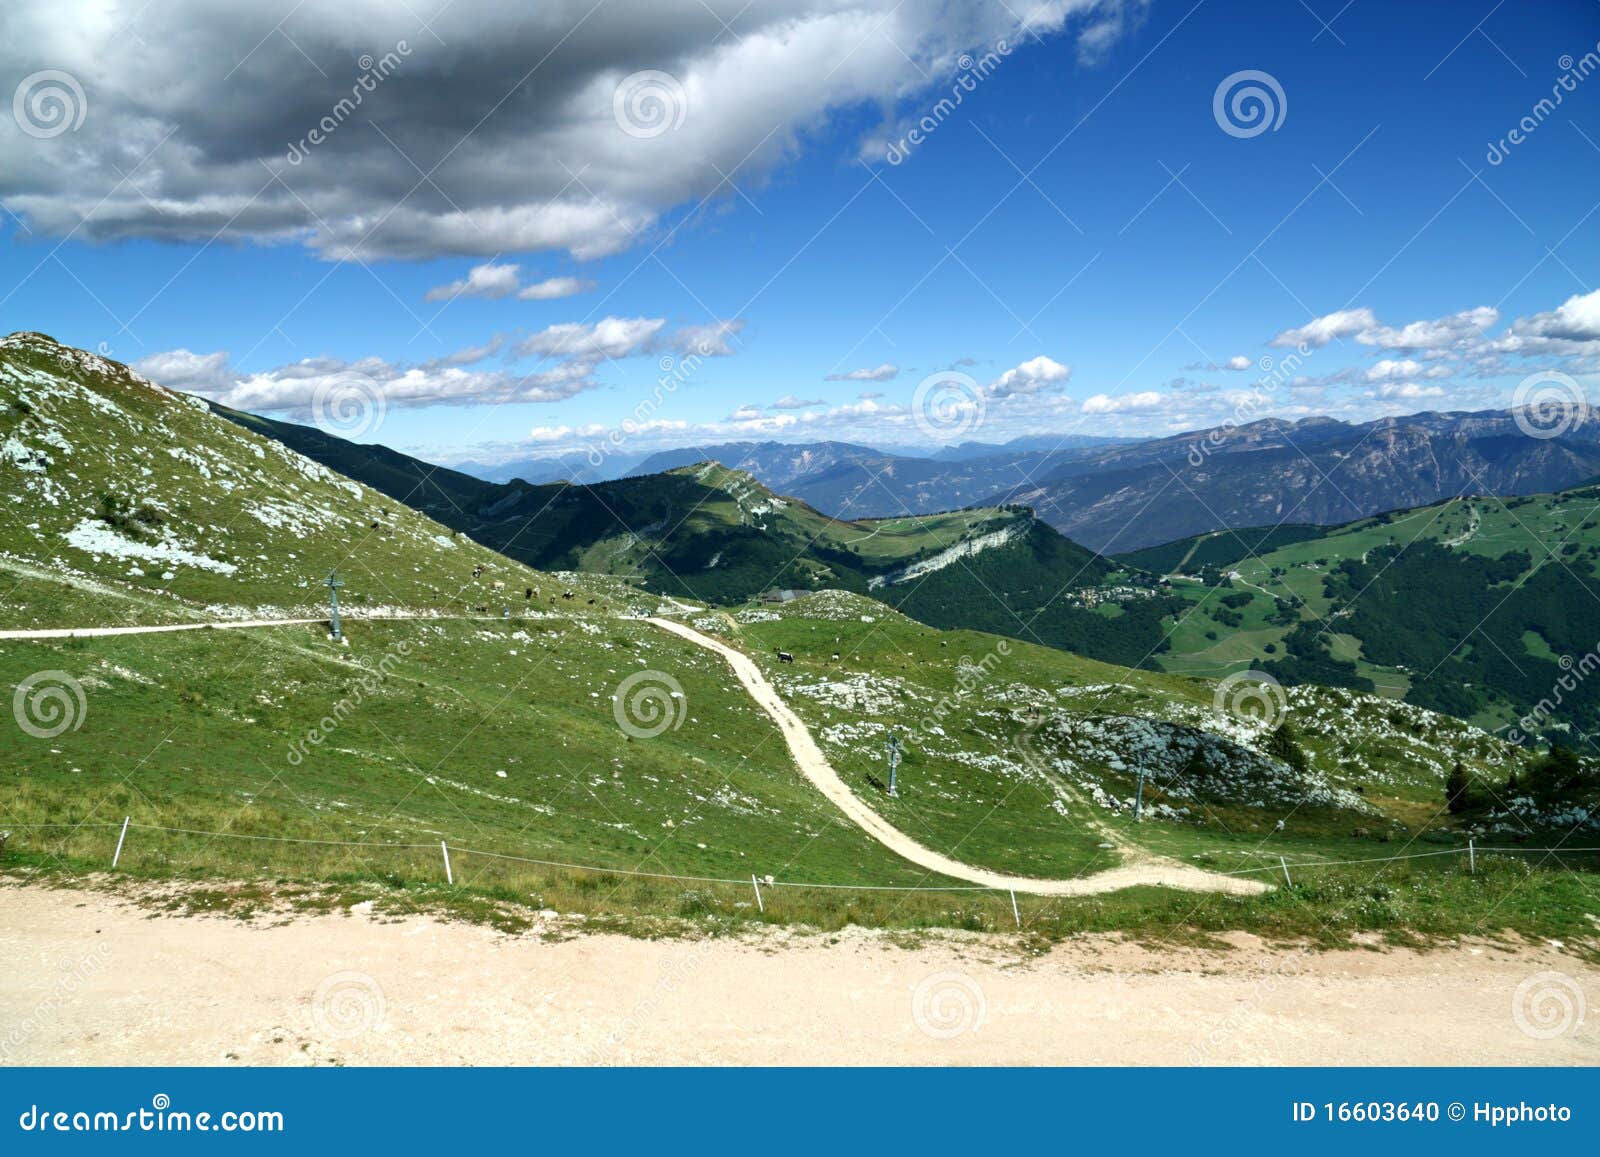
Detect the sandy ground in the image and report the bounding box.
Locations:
[2,884,1595,1066]
[650,616,1269,898]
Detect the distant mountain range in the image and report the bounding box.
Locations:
[196,384,1600,740]
[473,412,1600,553]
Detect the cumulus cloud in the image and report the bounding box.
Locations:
[675,318,746,356]
[517,276,596,301]
[0,0,1132,262]
[989,354,1071,396]
[1080,390,1162,414]
[1373,383,1446,400]
[1357,306,1498,351]
[1270,308,1379,349]
[825,363,899,382]
[770,395,824,409]
[1272,305,1497,351]
[1184,356,1253,372]
[424,262,522,302]
[516,317,666,360]
[1497,288,1600,354]
[137,349,601,417]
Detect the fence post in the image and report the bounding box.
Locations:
[1279,856,1292,887]
[1468,839,1475,875]
[111,816,130,868]
[1009,888,1021,929]
[441,840,454,885]
[751,875,764,913]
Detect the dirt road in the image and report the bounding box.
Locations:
[2,885,1592,1065]
[648,616,1268,898]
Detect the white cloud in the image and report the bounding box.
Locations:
[516,317,667,360]
[1357,306,1498,351]
[1373,383,1446,400]
[0,1,1133,262]
[674,319,746,356]
[1225,355,1252,371]
[1080,390,1162,413]
[1498,288,1600,354]
[424,262,522,302]
[771,395,824,409]
[990,354,1071,396]
[825,363,899,382]
[131,348,233,393]
[1270,308,1378,348]
[517,276,597,301]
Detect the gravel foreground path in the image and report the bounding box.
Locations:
[2,885,1593,1065]
[648,616,1270,898]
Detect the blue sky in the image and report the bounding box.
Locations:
[2,0,1597,468]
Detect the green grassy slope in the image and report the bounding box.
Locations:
[5,337,1594,945]
[0,333,565,628]
[1120,488,1600,744]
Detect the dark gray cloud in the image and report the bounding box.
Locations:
[1,0,1127,261]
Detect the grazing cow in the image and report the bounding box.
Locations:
[777,650,795,664]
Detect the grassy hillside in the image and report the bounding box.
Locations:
[204,411,1185,664]
[0,333,561,628]
[1121,486,1600,747]
[6,336,1595,947]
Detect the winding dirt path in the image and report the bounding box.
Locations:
[648,617,1268,898]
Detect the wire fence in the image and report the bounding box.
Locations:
[6,820,1598,900]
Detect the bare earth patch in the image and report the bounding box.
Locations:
[2,884,1595,1066]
